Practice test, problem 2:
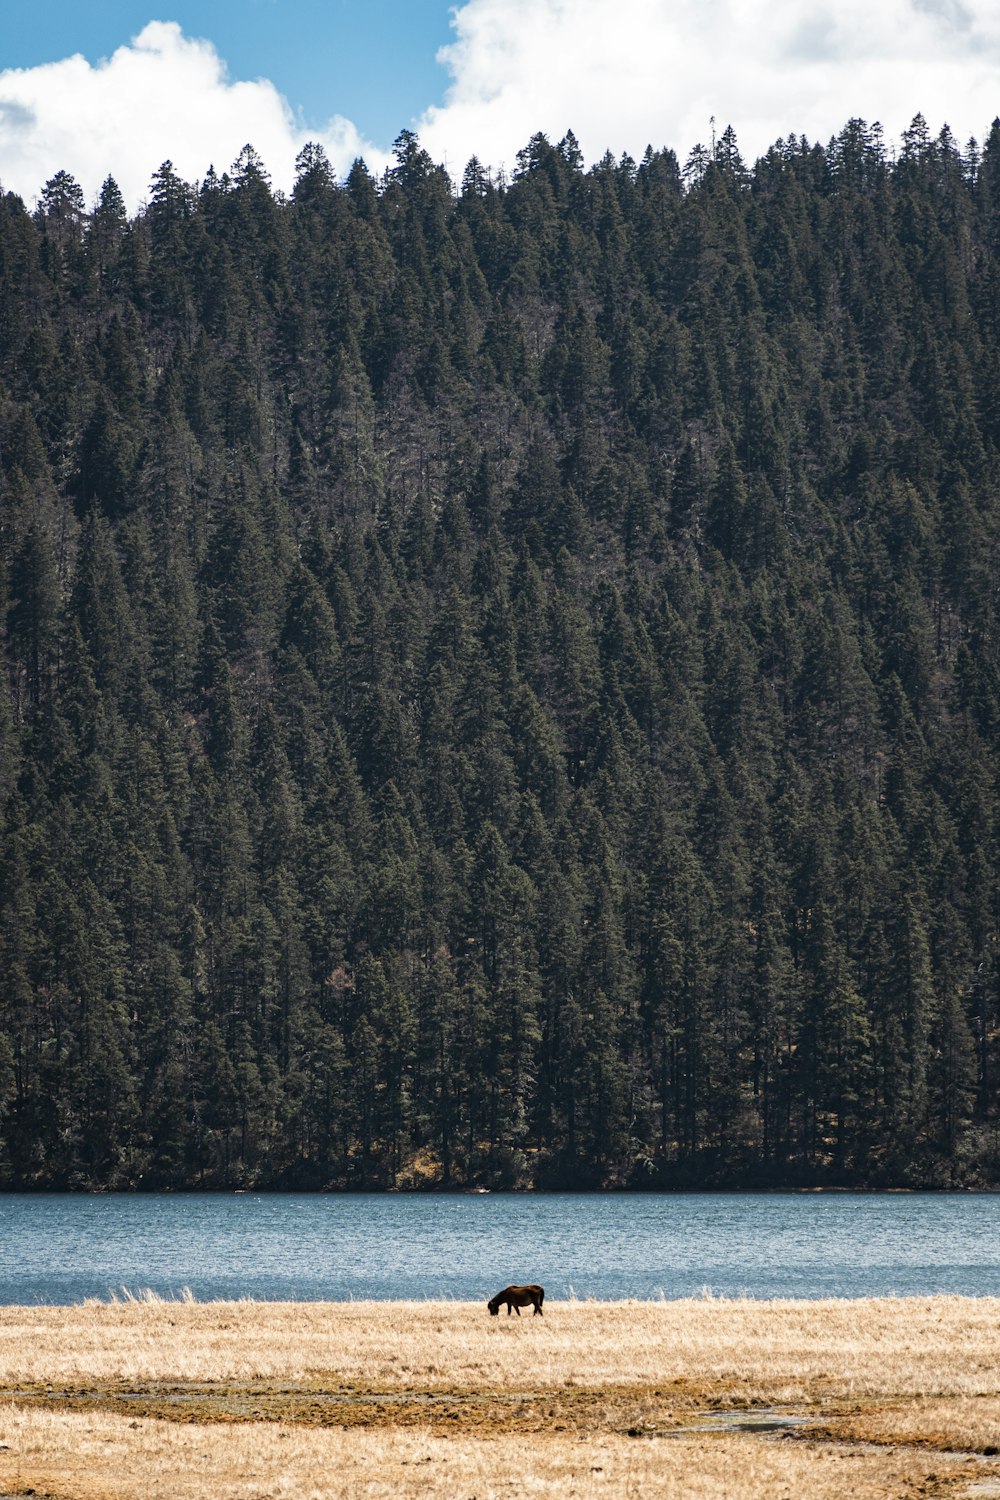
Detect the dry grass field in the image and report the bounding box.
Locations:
[0,1295,999,1498]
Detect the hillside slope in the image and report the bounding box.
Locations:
[2,119,999,1188]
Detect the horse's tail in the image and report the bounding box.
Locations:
[538,1286,544,1307]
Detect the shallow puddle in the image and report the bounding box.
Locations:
[669,1408,809,1437]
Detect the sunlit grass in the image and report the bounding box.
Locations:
[0,1297,998,1498]
[1,1293,998,1395]
[1,1404,988,1500]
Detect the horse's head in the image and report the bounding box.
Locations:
[487,1296,500,1316]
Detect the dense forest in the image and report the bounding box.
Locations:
[2,115,1000,1190]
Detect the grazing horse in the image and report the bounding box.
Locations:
[487,1284,544,1316]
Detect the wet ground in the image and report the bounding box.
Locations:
[2,1382,999,1500]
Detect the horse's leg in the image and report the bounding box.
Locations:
[514,1304,521,1315]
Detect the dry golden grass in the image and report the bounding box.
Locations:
[809,1395,1000,1456]
[0,1297,997,1499]
[0,1294,997,1397]
[0,1405,991,1500]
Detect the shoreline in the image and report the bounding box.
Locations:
[4,1287,1000,1307]
[3,1181,1000,1194]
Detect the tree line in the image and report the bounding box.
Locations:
[1,115,1000,1188]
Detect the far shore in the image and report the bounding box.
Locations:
[5,1180,1000,1192]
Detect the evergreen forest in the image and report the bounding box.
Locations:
[3,116,1000,1191]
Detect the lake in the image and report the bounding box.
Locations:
[1,1192,998,1305]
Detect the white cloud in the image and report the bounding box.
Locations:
[1,5,999,212]
[419,0,1000,173]
[0,21,387,210]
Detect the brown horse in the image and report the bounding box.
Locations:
[487,1284,544,1316]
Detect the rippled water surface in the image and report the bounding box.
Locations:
[1,1192,998,1304]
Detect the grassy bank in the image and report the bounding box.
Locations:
[1,1296,999,1497]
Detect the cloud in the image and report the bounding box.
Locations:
[418,0,1000,173]
[1,5,999,213]
[0,21,387,210]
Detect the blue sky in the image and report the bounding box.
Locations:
[3,0,456,144]
[2,1,1000,209]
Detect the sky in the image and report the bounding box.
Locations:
[1,0,1000,209]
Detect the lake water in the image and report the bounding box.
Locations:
[1,1192,998,1305]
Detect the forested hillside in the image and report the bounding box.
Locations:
[2,116,1000,1189]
